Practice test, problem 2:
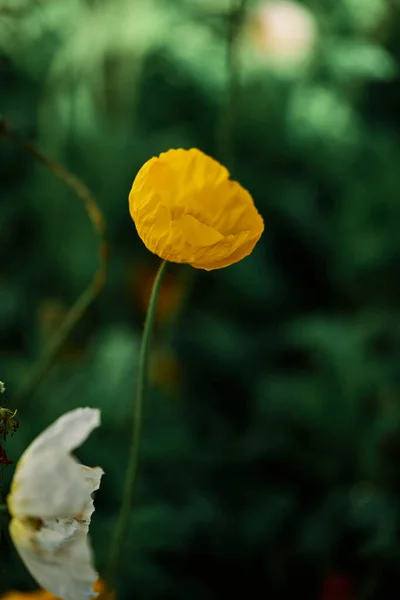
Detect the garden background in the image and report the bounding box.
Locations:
[1,0,400,598]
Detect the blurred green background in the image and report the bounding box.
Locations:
[1,0,400,598]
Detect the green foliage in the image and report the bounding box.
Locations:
[1,0,400,598]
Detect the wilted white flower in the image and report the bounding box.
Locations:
[7,408,103,600]
[250,1,317,67]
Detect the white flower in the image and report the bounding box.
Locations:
[251,1,317,67]
[7,408,104,600]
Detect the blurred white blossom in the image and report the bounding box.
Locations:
[249,1,317,67]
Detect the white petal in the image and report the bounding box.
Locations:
[8,409,101,520]
[27,408,100,455]
[79,466,104,528]
[7,408,103,599]
[9,517,98,600]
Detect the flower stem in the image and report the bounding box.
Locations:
[106,259,168,585]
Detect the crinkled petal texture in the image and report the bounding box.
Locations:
[129,148,264,270]
[7,408,103,600]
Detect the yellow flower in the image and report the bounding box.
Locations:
[0,579,114,600]
[7,408,104,600]
[129,148,264,270]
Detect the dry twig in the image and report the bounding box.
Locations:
[0,119,109,404]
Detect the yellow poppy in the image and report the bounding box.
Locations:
[129,148,264,270]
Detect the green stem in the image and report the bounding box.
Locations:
[0,504,8,512]
[106,259,168,584]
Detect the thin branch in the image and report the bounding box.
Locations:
[0,119,109,405]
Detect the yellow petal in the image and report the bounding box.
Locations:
[0,580,114,600]
[0,591,53,599]
[177,215,224,246]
